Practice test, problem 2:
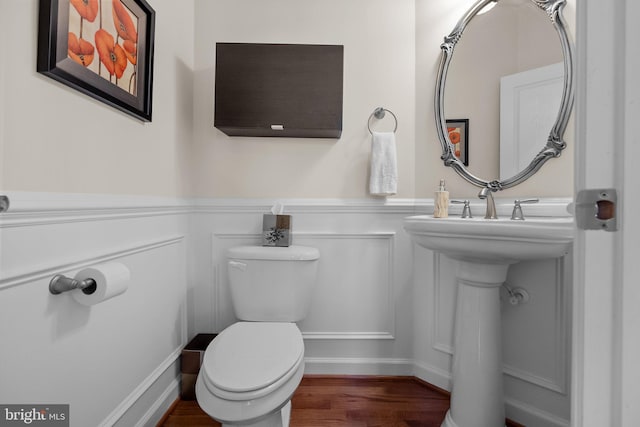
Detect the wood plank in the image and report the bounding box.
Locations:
[157,375,524,427]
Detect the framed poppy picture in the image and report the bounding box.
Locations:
[37,0,155,122]
[446,119,469,166]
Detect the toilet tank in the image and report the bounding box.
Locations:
[226,245,320,322]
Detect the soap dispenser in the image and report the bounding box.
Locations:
[434,179,449,218]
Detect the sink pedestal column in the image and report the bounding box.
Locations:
[403,214,574,427]
[441,260,510,427]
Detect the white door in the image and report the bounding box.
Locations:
[574,0,640,426]
[500,62,564,179]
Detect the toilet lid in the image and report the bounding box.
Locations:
[202,322,304,393]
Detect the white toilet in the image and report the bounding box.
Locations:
[195,245,320,427]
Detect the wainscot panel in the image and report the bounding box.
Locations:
[410,197,573,427]
[191,198,420,377]
[212,232,397,340]
[0,192,190,427]
[0,194,572,427]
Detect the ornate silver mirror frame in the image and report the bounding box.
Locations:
[434,0,574,192]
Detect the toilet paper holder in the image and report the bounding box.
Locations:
[49,274,97,295]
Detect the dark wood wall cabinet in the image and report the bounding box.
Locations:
[214,43,344,138]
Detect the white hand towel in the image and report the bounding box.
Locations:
[369,131,398,196]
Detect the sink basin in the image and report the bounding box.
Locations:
[403,215,574,264]
[404,214,574,427]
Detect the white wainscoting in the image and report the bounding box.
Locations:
[194,197,573,427]
[192,198,420,378]
[431,253,572,395]
[211,231,397,340]
[0,194,572,427]
[410,198,573,427]
[0,192,190,427]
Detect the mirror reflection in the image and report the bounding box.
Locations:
[436,0,574,191]
[445,0,563,180]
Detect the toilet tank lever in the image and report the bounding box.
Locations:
[228,261,247,271]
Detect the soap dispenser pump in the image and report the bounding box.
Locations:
[434,179,449,218]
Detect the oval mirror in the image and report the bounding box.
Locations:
[434,0,574,192]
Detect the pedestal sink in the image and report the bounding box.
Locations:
[403,215,574,427]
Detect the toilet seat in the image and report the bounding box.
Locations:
[200,322,304,401]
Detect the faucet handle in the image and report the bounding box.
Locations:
[451,200,473,218]
[511,198,539,220]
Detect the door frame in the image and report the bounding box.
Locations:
[573,0,640,425]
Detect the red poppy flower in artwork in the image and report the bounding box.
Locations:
[448,130,461,144]
[112,0,138,42]
[68,32,95,66]
[123,40,137,65]
[95,29,128,79]
[69,0,99,22]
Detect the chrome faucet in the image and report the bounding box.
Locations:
[511,198,539,220]
[478,187,498,219]
[451,200,473,218]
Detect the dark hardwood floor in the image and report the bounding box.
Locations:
[157,375,524,427]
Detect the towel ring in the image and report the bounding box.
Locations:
[367,107,398,134]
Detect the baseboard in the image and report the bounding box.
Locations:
[412,360,452,392]
[303,357,414,376]
[135,378,180,427]
[412,361,568,427]
[505,397,570,427]
[101,347,183,427]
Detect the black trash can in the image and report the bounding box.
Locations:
[181,333,217,400]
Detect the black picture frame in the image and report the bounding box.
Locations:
[37,0,155,122]
[446,119,469,166]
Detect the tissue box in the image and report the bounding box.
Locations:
[262,214,292,247]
